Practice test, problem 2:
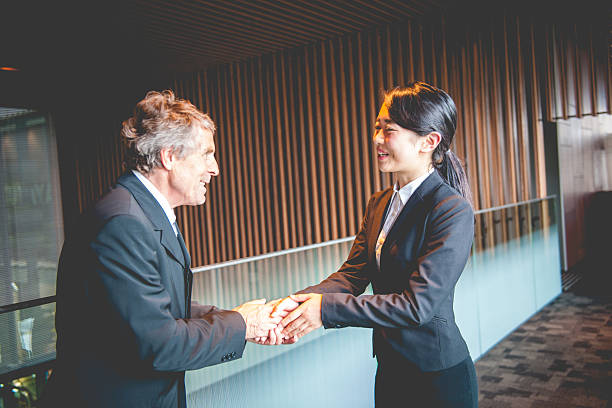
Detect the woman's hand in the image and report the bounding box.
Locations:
[280,293,323,339]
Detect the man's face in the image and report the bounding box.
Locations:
[168,127,219,207]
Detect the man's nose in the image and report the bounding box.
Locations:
[209,157,219,176]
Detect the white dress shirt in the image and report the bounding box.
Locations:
[375,169,434,269]
[132,170,178,236]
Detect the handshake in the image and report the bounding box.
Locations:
[232,293,323,345]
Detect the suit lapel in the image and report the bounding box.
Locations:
[367,188,394,261]
[116,172,186,268]
[384,171,445,248]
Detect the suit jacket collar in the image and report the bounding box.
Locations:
[116,172,187,268]
[369,171,446,261]
[368,188,394,258]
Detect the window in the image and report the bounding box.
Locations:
[0,108,63,376]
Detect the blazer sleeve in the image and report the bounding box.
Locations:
[90,215,246,372]
[321,195,474,329]
[297,196,374,296]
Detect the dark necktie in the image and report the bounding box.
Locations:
[174,222,191,268]
[174,222,193,317]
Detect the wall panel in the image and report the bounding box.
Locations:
[69,11,610,266]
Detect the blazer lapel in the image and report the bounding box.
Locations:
[367,187,394,261]
[116,172,186,268]
[384,171,445,247]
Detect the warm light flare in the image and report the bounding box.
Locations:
[1,66,19,71]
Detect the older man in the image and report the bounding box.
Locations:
[45,90,280,407]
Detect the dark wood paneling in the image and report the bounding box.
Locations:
[70,12,611,266]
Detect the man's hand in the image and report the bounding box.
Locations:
[232,299,282,340]
[250,297,301,345]
[280,293,323,339]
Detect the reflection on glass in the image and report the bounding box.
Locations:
[0,303,56,376]
[0,109,63,308]
[0,108,62,377]
[467,198,561,354]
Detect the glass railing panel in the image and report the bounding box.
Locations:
[531,199,562,309]
[186,198,562,406]
[0,303,56,376]
[187,238,377,406]
[453,255,481,359]
[466,197,561,357]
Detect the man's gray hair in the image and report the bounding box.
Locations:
[121,90,215,173]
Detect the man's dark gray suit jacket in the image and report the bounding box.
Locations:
[47,172,246,407]
[300,171,474,371]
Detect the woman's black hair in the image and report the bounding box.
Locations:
[383,81,473,207]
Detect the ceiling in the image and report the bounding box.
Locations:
[119,0,453,71]
[2,0,454,76]
[1,0,604,110]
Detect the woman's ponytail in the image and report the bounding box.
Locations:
[435,150,473,209]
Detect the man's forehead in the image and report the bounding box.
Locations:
[194,127,215,150]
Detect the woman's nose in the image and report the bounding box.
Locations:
[373,129,383,144]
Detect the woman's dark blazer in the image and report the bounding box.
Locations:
[300,171,474,371]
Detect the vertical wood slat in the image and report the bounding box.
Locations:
[320,41,339,240]
[328,40,348,238]
[294,52,313,245]
[303,46,322,243]
[250,59,268,255]
[234,62,253,257]
[271,54,290,249]
[69,12,610,267]
[572,24,583,118]
[346,36,365,223]
[312,43,331,242]
[502,15,519,204]
[515,17,531,202]
[280,51,300,248]
[337,38,356,235]
[356,31,373,206]
[487,28,504,207]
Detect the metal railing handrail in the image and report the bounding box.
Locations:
[192,237,356,273]
[193,195,557,274]
[0,296,56,316]
[473,195,556,215]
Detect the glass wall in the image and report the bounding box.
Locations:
[186,198,561,407]
[0,108,62,379]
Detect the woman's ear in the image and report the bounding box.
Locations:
[420,132,442,153]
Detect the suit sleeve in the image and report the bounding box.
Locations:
[321,195,474,329]
[191,302,222,318]
[91,215,246,372]
[297,196,374,296]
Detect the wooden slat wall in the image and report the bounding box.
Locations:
[69,12,611,266]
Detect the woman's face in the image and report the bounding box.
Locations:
[373,104,426,183]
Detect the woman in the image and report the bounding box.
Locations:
[276,81,478,407]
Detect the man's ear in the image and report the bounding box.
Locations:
[420,132,442,153]
[159,148,175,171]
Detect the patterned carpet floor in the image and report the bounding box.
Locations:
[475,273,612,407]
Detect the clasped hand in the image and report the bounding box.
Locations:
[235,294,323,346]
